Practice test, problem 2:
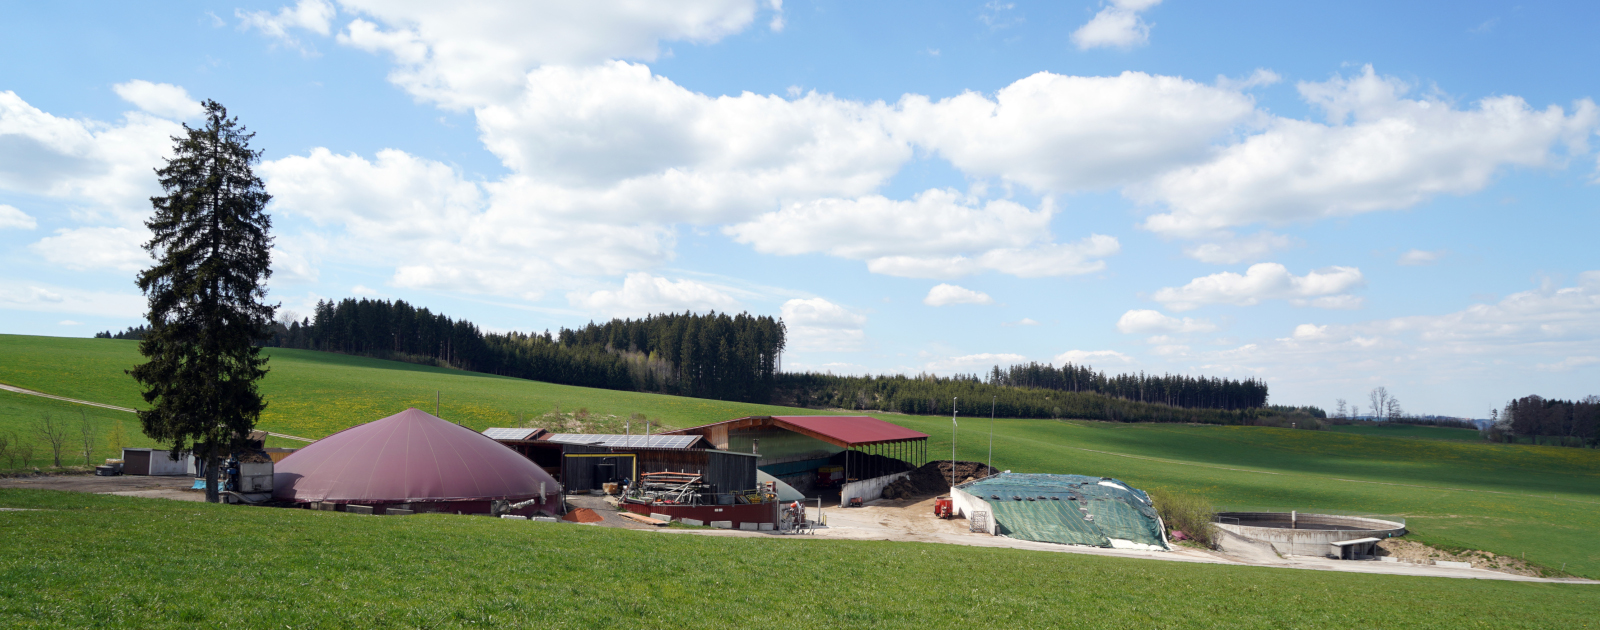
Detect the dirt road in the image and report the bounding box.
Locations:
[0,473,203,502]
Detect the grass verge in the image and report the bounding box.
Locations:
[1,489,1597,629]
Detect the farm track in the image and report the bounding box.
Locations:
[0,382,316,443]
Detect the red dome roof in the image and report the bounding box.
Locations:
[273,408,558,504]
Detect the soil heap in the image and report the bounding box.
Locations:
[881,460,997,500]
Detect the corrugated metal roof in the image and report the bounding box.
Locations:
[545,434,703,449]
[772,416,929,446]
[482,427,541,441]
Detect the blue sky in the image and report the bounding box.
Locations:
[3,1,1598,417]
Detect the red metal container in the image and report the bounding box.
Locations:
[934,497,953,519]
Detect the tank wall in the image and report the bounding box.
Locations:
[1215,513,1406,556]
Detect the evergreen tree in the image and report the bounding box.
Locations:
[130,100,275,504]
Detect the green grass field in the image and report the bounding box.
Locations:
[0,334,832,465]
[1329,423,1485,442]
[2,333,1599,582]
[896,414,1600,578]
[0,490,1595,629]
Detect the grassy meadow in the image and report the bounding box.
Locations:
[891,414,1600,578]
[3,333,1600,580]
[0,489,1596,629]
[0,334,830,464]
[1328,423,1485,442]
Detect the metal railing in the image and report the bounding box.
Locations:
[1211,507,1405,528]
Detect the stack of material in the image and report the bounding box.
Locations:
[562,508,604,523]
[625,471,715,506]
[958,473,1166,550]
[881,460,997,499]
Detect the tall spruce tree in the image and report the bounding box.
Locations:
[131,100,275,504]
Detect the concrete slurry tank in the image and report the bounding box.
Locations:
[1214,512,1406,557]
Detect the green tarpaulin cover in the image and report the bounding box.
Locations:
[959,473,1166,549]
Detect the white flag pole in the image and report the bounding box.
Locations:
[951,397,958,487]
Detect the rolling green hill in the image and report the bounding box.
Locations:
[3,334,1599,579]
[1329,423,1485,442]
[1,489,1594,629]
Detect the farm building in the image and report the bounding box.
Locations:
[273,408,560,516]
[480,429,713,487]
[661,415,929,504]
[119,448,192,476]
[952,473,1169,550]
[480,427,563,480]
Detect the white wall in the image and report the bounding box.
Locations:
[840,472,909,505]
[951,486,996,534]
[149,451,190,476]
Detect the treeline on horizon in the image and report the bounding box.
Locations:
[986,362,1267,409]
[1485,395,1600,448]
[274,299,784,403]
[773,372,1274,425]
[98,297,1277,423]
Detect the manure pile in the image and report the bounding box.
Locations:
[881,460,997,500]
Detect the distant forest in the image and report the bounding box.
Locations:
[1486,395,1600,447]
[774,372,1270,425]
[987,362,1267,409]
[277,299,785,403]
[101,297,1278,423]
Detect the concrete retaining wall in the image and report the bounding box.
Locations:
[1215,513,1406,557]
[840,472,909,506]
[951,486,995,534]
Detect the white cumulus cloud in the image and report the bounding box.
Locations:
[112,80,204,120]
[782,297,867,352]
[475,61,907,224]
[0,204,36,229]
[1070,0,1162,50]
[568,272,740,318]
[1290,323,1329,340]
[924,283,993,306]
[895,71,1254,192]
[336,1,760,108]
[260,147,675,298]
[1138,66,1600,237]
[0,90,180,220]
[866,235,1120,279]
[29,227,148,272]
[1116,309,1217,334]
[726,188,1117,278]
[237,0,336,54]
[1152,263,1365,311]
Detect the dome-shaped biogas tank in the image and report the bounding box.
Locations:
[273,408,558,508]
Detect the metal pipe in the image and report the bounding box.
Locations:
[951,396,958,488]
[989,395,995,478]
